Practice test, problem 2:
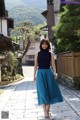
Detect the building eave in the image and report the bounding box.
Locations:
[41,10,48,19]
[0,33,14,51]
[40,25,48,31]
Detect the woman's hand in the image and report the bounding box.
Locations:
[54,73,58,79]
[33,76,36,82]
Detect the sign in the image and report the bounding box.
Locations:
[61,0,80,4]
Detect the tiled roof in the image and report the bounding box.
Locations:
[0,33,14,51]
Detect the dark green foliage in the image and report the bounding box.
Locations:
[53,4,80,53]
[74,78,80,90]
[2,52,18,81]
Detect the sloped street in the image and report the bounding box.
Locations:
[0,66,80,120]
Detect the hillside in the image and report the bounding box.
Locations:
[5,0,47,25]
[9,6,45,25]
[5,0,47,10]
[21,0,47,10]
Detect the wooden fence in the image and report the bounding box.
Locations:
[57,51,80,78]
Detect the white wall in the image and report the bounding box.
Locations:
[0,19,8,35]
[19,39,24,51]
[54,0,60,12]
[2,19,8,36]
[22,41,40,64]
[53,0,60,25]
[54,13,60,25]
[22,55,26,64]
[35,42,40,52]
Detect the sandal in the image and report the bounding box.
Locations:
[49,113,52,117]
[44,113,50,118]
[44,116,50,118]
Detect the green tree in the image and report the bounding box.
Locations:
[11,21,34,42]
[53,4,80,53]
[2,52,18,81]
[11,21,46,43]
[2,52,18,68]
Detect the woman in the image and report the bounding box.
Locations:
[34,39,63,118]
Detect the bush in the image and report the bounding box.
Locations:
[53,4,80,53]
[2,52,18,81]
[74,78,80,89]
[2,72,13,81]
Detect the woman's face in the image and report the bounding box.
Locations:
[41,42,48,50]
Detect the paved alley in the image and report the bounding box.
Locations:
[0,66,80,120]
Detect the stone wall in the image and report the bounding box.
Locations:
[58,73,80,89]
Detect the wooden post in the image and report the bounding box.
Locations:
[47,0,55,42]
[71,52,75,78]
[0,62,1,82]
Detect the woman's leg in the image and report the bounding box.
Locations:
[46,104,50,116]
[42,104,50,117]
[42,104,48,117]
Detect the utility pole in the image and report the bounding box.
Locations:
[41,0,55,43]
[47,0,55,43]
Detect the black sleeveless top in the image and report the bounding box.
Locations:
[37,50,51,69]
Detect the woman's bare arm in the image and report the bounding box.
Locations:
[34,53,38,81]
[51,53,56,73]
[51,53,58,79]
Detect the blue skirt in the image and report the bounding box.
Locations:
[36,68,63,105]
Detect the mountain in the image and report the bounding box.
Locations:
[5,0,47,25]
[21,0,47,10]
[5,0,25,9]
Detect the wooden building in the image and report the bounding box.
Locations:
[22,40,40,66]
[0,33,13,51]
[0,0,15,82]
[0,0,14,52]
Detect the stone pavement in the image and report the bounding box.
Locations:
[0,66,80,120]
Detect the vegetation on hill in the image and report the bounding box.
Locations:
[5,0,46,10]
[5,0,46,25]
[21,0,46,10]
[8,6,45,25]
